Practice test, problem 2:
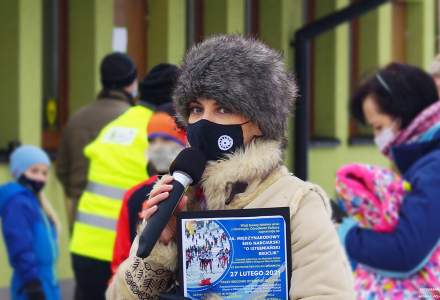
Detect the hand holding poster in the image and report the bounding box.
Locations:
[177,207,291,300]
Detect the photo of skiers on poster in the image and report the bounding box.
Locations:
[182,219,231,288]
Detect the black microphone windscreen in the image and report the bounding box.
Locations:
[169,148,207,185]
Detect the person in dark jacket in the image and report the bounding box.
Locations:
[56,52,138,229]
[111,104,186,273]
[0,145,60,300]
[341,63,440,282]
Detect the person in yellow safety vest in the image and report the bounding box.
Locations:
[69,63,179,300]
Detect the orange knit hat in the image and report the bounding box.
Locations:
[147,112,187,146]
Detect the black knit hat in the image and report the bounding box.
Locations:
[100,52,137,89]
[139,63,179,106]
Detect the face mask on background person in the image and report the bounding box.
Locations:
[18,174,46,194]
[147,142,184,174]
[131,87,138,99]
[186,119,247,161]
[374,126,397,153]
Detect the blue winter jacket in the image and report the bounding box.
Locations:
[345,128,440,278]
[0,182,60,300]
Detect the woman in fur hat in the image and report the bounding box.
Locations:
[107,35,355,299]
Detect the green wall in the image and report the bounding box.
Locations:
[0,0,42,148]
[0,1,19,149]
[147,0,186,69]
[259,0,300,169]
[69,0,113,114]
[359,3,392,75]
[204,0,245,36]
[259,0,297,75]
[406,0,436,68]
[18,0,43,145]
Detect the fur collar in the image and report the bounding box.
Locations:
[201,139,284,210]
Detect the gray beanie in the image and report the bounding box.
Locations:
[173,35,297,141]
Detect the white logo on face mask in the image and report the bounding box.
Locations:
[374,126,396,152]
[218,135,234,151]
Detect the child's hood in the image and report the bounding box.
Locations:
[0,182,26,216]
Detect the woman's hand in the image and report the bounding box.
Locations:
[139,175,188,245]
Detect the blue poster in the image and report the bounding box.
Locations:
[179,209,290,300]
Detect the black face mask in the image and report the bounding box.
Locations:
[18,175,45,194]
[187,119,246,161]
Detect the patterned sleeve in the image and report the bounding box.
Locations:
[106,233,178,299]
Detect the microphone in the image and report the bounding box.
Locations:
[137,148,207,258]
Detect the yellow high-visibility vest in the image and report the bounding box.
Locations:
[70,105,153,261]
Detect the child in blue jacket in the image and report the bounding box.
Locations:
[0,145,60,300]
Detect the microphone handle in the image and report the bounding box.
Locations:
[137,180,186,258]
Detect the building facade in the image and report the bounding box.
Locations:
[0,0,437,290]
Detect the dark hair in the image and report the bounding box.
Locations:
[155,102,186,130]
[350,63,438,129]
[155,102,176,116]
[139,63,179,106]
[100,52,137,89]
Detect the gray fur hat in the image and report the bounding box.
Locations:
[173,35,297,141]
